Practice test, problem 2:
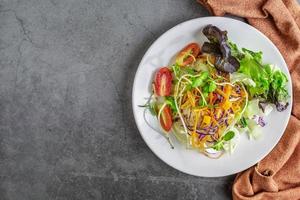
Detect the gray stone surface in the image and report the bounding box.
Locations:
[0,0,239,199]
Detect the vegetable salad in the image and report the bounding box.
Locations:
[140,25,289,158]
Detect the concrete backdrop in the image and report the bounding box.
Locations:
[2,0,297,199]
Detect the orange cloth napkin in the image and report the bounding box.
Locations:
[197,0,300,199]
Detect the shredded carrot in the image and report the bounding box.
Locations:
[193,107,207,112]
[191,132,199,148]
[209,92,214,104]
[187,91,195,107]
[193,110,200,133]
[224,85,232,99]
[216,88,226,97]
[181,99,190,109]
[232,103,241,113]
[222,100,232,110]
[211,117,219,127]
[202,115,211,125]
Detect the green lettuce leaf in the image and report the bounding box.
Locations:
[229,42,289,111]
[230,72,256,87]
[238,50,270,97]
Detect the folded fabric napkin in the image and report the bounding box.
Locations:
[197,0,300,199]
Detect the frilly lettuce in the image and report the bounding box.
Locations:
[244,99,263,118]
[230,72,256,87]
[229,42,289,112]
[172,121,188,144]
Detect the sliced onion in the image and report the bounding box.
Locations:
[224,119,229,126]
[215,110,225,120]
[199,134,206,140]
[208,126,218,134]
[229,97,241,102]
[195,130,209,135]
[235,86,241,94]
[204,148,224,159]
[252,115,266,127]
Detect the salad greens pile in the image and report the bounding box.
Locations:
[203,24,289,112]
[231,44,289,112]
[201,25,290,142]
[141,24,290,158]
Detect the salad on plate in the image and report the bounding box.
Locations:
[140,25,289,158]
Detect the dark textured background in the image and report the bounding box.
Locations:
[0,0,276,199]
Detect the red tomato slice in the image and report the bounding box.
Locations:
[160,105,173,132]
[176,43,200,66]
[154,67,172,96]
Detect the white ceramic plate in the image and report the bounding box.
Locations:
[132,17,292,177]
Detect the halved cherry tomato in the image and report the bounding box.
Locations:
[160,105,173,131]
[176,43,200,66]
[154,67,172,96]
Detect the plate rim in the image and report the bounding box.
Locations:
[131,16,293,177]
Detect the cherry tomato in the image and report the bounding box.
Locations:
[176,43,200,66]
[154,67,172,96]
[160,105,173,131]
